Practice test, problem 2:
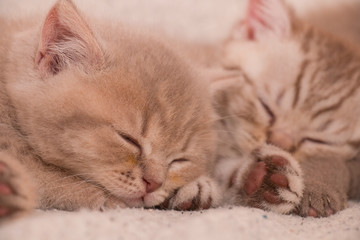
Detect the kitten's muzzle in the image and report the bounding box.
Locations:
[267,130,296,152]
[143,177,163,193]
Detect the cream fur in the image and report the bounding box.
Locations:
[0,0,221,222]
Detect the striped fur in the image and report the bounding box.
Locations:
[213,0,360,217]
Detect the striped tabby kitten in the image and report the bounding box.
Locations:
[213,0,360,217]
[0,0,220,221]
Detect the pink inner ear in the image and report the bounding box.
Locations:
[35,0,104,76]
[36,6,60,72]
[247,0,273,40]
[39,7,59,53]
[236,0,290,41]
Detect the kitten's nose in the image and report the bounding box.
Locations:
[143,177,162,193]
[267,130,295,152]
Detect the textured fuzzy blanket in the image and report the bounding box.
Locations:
[1,203,360,240]
[0,0,359,239]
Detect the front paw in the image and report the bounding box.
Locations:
[0,153,36,222]
[100,194,127,211]
[295,181,347,218]
[168,176,222,211]
[231,145,304,214]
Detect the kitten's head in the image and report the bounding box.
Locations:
[6,0,215,207]
[214,0,360,160]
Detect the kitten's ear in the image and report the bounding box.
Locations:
[35,0,104,76]
[231,0,294,41]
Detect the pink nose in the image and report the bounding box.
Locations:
[267,130,295,152]
[143,177,162,193]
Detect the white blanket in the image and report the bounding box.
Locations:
[0,0,359,239]
[1,203,359,240]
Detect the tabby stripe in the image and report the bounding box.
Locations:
[311,85,359,119]
[310,77,354,106]
[301,28,314,54]
[307,83,343,107]
[292,60,310,108]
[317,119,333,131]
[349,140,360,149]
[316,67,357,96]
[240,67,255,87]
[276,89,285,106]
[221,65,254,87]
[306,66,357,110]
[334,125,349,134]
[309,66,320,84]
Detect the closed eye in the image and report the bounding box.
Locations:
[170,158,189,165]
[301,137,330,145]
[116,131,142,150]
[259,98,275,124]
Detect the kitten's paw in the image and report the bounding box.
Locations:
[232,146,304,214]
[295,182,346,218]
[100,195,127,210]
[0,154,36,222]
[169,176,222,211]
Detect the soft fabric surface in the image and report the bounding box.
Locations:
[1,202,360,240]
[0,0,359,239]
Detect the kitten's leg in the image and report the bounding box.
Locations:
[1,127,126,212]
[227,144,304,214]
[165,176,222,211]
[296,157,350,217]
[31,161,127,211]
[0,152,36,222]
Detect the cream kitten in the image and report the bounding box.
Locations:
[212,0,360,217]
[0,0,221,222]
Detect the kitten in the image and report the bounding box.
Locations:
[212,0,360,217]
[0,0,221,222]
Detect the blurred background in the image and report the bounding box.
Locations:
[0,0,359,43]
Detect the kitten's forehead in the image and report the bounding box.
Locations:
[84,39,212,155]
[224,39,304,109]
[225,39,303,80]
